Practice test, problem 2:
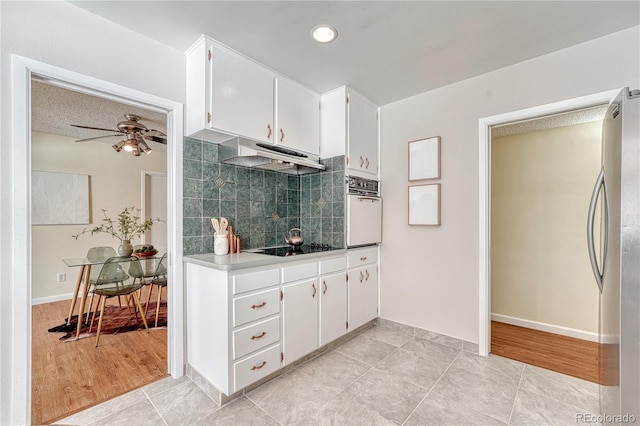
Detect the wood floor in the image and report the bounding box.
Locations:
[491,321,599,384]
[32,287,168,425]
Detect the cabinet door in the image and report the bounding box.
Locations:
[348,265,378,330]
[320,272,348,346]
[347,90,378,176]
[282,279,319,364]
[211,44,274,143]
[276,78,320,155]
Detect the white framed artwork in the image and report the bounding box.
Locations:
[408,136,441,181]
[408,183,440,226]
[32,171,90,225]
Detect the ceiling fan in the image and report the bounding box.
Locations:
[71,114,167,156]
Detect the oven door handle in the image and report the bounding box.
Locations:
[356,196,381,202]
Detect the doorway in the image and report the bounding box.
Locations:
[6,56,184,425]
[488,109,604,382]
[29,80,171,423]
[477,89,620,359]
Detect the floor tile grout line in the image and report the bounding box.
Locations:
[506,362,526,426]
[146,395,169,426]
[243,393,284,426]
[399,348,464,426]
[75,389,149,426]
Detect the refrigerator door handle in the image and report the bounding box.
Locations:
[587,167,608,293]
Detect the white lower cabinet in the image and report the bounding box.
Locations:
[348,247,379,330]
[185,250,377,397]
[282,279,319,365]
[320,272,348,345]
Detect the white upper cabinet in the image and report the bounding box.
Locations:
[185,35,320,155]
[210,43,275,143]
[276,78,320,155]
[320,86,379,178]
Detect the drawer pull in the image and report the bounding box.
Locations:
[251,302,267,309]
[360,256,368,261]
[251,361,267,371]
[250,331,267,340]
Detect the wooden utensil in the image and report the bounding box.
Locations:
[220,217,228,233]
[211,218,220,233]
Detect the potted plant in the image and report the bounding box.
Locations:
[73,206,157,256]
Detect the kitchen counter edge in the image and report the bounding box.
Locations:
[183,248,348,271]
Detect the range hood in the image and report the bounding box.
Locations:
[218,137,325,175]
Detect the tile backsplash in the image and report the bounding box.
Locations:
[183,137,345,255]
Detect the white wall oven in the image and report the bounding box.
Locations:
[346,176,382,247]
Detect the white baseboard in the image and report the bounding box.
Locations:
[32,293,74,305]
[491,313,599,343]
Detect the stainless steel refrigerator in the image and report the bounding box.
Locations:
[588,87,640,423]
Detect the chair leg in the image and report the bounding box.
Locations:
[155,286,163,328]
[132,291,149,332]
[118,295,122,308]
[89,295,100,333]
[145,284,153,317]
[95,296,108,347]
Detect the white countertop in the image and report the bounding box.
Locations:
[183,248,348,271]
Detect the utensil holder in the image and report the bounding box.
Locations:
[214,232,229,255]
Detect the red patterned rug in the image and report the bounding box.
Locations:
[48,301,167,342]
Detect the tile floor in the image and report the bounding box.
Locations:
[55,322,599,426]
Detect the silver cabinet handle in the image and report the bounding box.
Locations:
[365,157,370,168]
[280,128,285,142]
[360,156,364,168]
[587,168,608,293]
[267,124,272,140]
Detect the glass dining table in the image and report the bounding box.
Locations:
[62,255,159,339]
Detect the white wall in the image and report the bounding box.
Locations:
[491,122,602,334]
[379,26,640,343]
[31,132,167,301]
[0,2,185,423]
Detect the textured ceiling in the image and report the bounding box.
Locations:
[69,1,640,105]
[31,80,167,150]
[491,105,608,138]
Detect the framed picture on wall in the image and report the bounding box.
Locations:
[408,136,441,181]
[408,183,440,226]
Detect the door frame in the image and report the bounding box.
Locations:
[477,89,620,356]
[141,170,168,247]
[7,55,184,424]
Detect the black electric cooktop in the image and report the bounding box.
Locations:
[248,243,339,257]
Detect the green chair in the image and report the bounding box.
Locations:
[88,256,149,346]
[84,246,118,322]
[146,253,168,327]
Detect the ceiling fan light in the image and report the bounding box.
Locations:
[123,142,135,152]
[112,140,125,152]
[137,137,152,154]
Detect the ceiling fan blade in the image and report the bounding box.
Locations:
[71,124,122,133]
[141,135,167,144]
[75,134,121,142]
[143,128,167,137]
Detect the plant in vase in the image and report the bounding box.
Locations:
[72,206,158,256]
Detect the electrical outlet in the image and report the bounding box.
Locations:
[56,272,66,282]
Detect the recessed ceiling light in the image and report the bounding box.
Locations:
[311,25,338,44]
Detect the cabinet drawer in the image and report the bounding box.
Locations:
[319,256,347,275]
[282,261,318,283]
[347,248,378,267]
[233,268,280,294]
[233,317,280,360]
[233,288,280,327]
[234,344,281,391]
